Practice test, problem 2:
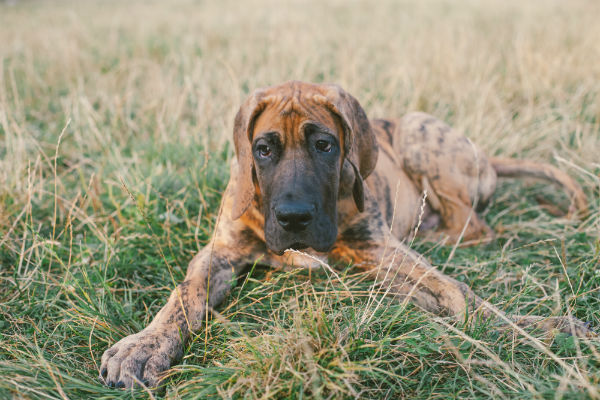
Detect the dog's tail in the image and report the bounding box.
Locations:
[490,157,588,219]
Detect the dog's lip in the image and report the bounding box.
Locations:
[270,242,308,255]
[289,242,308,250]
[269,241,335,256]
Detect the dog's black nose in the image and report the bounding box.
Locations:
[275,202,315,232]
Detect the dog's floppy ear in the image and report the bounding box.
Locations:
[313,84,378,212]
[231,89,269,220]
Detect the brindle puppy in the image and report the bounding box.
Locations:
[100,81,594,389]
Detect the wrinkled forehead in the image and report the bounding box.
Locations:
[252,96,341,144]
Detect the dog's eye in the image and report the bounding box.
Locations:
[256,144,272,158]
[315,140,332,153]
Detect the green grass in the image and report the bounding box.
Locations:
[1,0,599,398]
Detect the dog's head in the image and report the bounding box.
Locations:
[231,81,378,255]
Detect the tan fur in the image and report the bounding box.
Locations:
[100,81,594,390]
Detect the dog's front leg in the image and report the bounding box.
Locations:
[100,184,265,389]
[99,243,248,388]
[333,239,480,317]
[332,238,596,337]
[100,244,246,387]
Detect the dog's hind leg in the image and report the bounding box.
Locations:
[390,112,497,244]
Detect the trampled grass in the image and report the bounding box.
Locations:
[1,0,599,398]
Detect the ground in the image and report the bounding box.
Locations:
[1,0,599,398]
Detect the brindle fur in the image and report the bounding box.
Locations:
[101,81,594,389]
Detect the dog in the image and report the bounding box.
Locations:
[100,81,594,389]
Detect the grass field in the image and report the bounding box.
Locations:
[1,0,600,398]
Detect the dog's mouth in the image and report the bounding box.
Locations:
[269,240,335,256]
[270,242,308,256]
[289,242,309,251]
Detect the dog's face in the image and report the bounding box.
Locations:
[251,103,342,254]
[231,81,379,255]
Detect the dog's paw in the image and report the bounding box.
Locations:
[100,328,182,389]
[516,316,597,338]
[554,317,597,338]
